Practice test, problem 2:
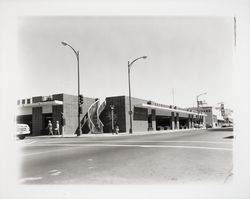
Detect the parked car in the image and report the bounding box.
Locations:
[164,126,171,130]
[156,126,164,131]
[16,124,30,139]
[222,123,230,127]
[194,123,199,128]
[206,124,213,128]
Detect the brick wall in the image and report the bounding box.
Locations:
[101,96,126,133]
[63,94,95,135]
[124,96,149,132]
[101,96,151,133]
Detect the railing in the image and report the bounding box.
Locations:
[87,99,99,134]
[97,99,106,133]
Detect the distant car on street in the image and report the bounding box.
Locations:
[16,124,30,139]
[222,123,230,128]
[156,126,164,131]
[206,124,213,128]
[194,123,199,128]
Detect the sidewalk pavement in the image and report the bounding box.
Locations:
[26,128,207,139]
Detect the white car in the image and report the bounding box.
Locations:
[16,124,30,139]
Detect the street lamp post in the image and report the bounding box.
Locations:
[128,56,147,134]
[110,105,115,133]
[61,41,81,136]
[196,92,207,128]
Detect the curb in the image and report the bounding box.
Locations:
[25,128,207,139]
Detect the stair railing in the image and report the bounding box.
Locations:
[97,99,106,133]
[87,99,100,134]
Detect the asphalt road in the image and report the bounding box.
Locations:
[18,129,233,184]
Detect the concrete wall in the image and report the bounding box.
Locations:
[18,93,95,136]
[101,96,126,133]
[124,96,149,133]
[62,94,95,135]
[32,107,42,136]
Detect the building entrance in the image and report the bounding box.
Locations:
[43,113,52,135]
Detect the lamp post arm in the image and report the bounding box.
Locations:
[65,43,78,57]
[128,56,146,69]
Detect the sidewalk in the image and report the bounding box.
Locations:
[26,128,206,139]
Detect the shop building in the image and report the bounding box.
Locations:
[100,96,206,133]
[188,106,224,128]
[16,93,96,136]
[16,93,206,136]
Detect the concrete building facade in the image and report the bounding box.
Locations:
[17,93,206,136]
[17,93,95,136]
[100,96,205,133]
[189,106,224,128]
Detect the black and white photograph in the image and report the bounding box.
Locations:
[0,0,249,199]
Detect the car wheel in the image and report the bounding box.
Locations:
[18,135,25,140]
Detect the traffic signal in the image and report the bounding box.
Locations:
[79,94,84,105]
[79,106,83,114]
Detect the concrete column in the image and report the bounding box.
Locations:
[203,115,206,128]
[32,107,43,136]
[171,112,175,130]
[188,114,191,129]
[191,115,194,128]
[176,113,179,130]
[151,109,156,131]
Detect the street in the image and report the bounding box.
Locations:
[18,129,233,184]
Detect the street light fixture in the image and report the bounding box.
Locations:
[196,92,207,127]
[128,56,147,134]
[61,41,81,136]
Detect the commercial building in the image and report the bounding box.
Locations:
[16,93,206,136]
[188,106,225,128]
[16,94,96,136]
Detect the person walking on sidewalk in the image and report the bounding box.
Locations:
[54,121,60,135]
[115,124,119,135]
[47,120,53,135]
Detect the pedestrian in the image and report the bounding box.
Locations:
[54,121,60,135]
[115,125,119,135]
[47,120,53,135]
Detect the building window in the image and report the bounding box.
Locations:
[27,98,31,104]
[17,100,20,105]
[22,99,25,104]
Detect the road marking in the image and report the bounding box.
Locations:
[43,140,232,145]
[26,141,37,145]
[17,140,37,145]
[51,171,61,176]
[49,169,61,176]
[22,143,232,156]
[79,144,233,151]
[88,159,93,161]
[22,146,84,156]
[49,169,58,173]
[19,176,42,183]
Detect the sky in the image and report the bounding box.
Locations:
[17,16,234,108]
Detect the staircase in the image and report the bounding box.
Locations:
[87,98,106,134]
[97,99,106,133]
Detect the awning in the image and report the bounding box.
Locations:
[136,103,206,116]
[17,100,63,107]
